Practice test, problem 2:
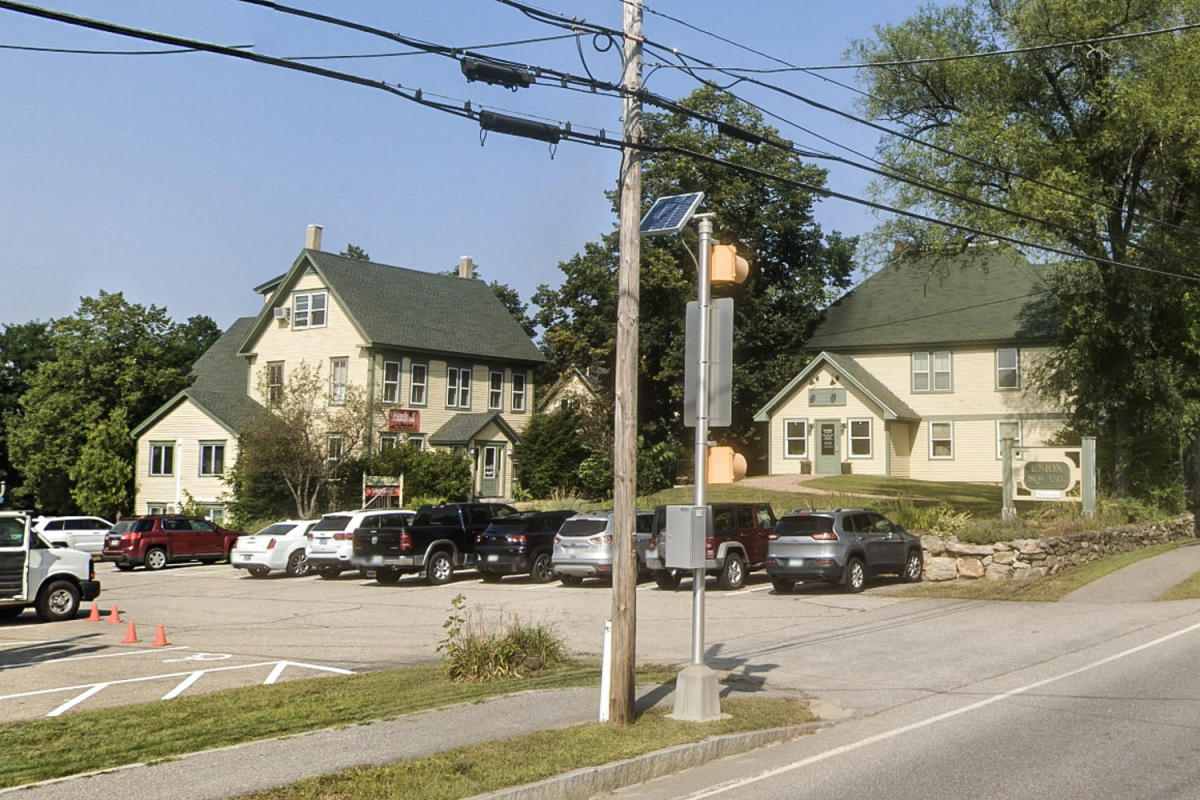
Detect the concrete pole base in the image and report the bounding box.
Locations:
[670,663,724,722]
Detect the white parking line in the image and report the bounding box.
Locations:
[716,585,773,597]
[0,640,47,648]
[0,646,190,671]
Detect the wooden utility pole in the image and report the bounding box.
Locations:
[610,0,642,726]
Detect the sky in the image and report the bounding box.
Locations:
[0,0,945,332]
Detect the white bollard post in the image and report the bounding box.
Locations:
[599,619,612,722]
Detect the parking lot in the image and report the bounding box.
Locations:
[0,560,901,721]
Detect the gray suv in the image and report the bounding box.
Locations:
[765,508,923,593]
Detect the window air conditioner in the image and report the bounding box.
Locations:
[273,306,291,320]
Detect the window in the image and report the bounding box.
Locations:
[407,434,426,450]
[849,419,872,458]
[929,421,954,459]
[150,442,174,476]
[446,367,471,409]
[199,442,225,476]
[784,419,807,458]
[489,371,504,411]
[292,291,327,329]
[329,357,348,404]
[382,360,401,404]
[410,363,428,406]
[379,433,400,452]
[913,351,952,392]
[997,419,1022,459]
[326,434,344,463]
[266,361,284,406]
[205,507,224,524]
[512,372,527,412]
[997,348,1020,390]
[147,504,168,516]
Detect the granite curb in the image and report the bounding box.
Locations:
[468,721,829,800]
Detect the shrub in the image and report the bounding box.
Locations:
[438,594,565,682]
[890,497,972,535]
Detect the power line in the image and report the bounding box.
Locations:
[0,41,252,55]
[282,33,577,62]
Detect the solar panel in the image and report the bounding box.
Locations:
[639,192,704,237]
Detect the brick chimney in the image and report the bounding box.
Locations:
[458,255,475,279]
[306,224,323,251]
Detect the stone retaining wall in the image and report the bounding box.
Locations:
[918,515,1196,581]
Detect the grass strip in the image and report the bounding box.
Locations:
[1157,571,1200,601]
[238,697,815,800]
[0,661,675,788]
[893,541,1188,602]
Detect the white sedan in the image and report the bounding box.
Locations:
[231,520,317,577]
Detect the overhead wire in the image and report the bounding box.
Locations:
[0,41,252,55]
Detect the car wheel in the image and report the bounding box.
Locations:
[901,549,923,582]
[479,570,503,583]
[247,567,270,578]
[771,577,796,594]
[285,549,310,577]
[529,552,554,583]
[653,570,682,591]
[559,574,584,587]
[318,565,342,579]
[144,547,168,571]
[36,580,80,622]
[426,551,453,585]
[114,563,135,572]
[719,553,747,590]
[843,557,866,593]
[375,567,401,585]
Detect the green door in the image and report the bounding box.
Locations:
[814,419,841,475]
[480,444,502,498]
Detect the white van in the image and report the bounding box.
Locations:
[0,512,100,621]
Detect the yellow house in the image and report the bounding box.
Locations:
[754,247,1067,482]
[132,227,545,519]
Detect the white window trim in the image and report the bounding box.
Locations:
[996,419,1023,459]
[379,432,400,452]
[488,370,504,411]
[326,433,344,463]
[783,418,808,459]
[913,351,953,392]
[329,357,348,405]
[147,503,168,516]
[292,291,328,330]
[848,418,873,459]
[511,372,527,412]
[199,441,225,476]
[407,434,426,450]
[382,360,401,405]
[446,366,471,409]
[996,347,1020,390]
[149,442,175,476]
[410,362,428,407]
[266,361,284,406]
[929,421,954,460]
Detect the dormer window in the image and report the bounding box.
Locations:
[293,291,327,329]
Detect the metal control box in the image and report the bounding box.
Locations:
[663,504,710,570]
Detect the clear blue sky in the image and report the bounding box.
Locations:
[1,1,939,331]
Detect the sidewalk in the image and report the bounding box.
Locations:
[1059,539,1200,603]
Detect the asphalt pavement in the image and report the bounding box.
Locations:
[6,543,1199,800]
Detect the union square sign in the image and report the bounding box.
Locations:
[1002,438,1097,518]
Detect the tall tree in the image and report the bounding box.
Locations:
[7,292,220,513]
[533,87,857,469]
[0,320,54,506]
[852,0,1200,500]
[340,244,371,261]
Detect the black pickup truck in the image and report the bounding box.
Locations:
[351,502,518,585]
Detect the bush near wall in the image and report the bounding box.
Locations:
[917,515,1196,581]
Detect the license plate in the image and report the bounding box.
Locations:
[371,555,383,565]
[487,554,498,562]
[789,558,805,566]
[240,554,251,561]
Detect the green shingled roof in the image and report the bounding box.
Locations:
[132,317,264,438]
[806,247,1056,352]
[429,413,520,446]
[241,250,545,365]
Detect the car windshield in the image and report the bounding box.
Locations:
[558,518,608,537]
[774,515,835,535]
[312,515,351,532]
[111,519,153,534]
[254,523,296,537]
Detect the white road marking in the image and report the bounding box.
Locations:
[48,683,108,717]
[162,671,205,700]
[0,640,47,648]
[0,646,190,671]
[715,585,773,597]
[680,618,1200,799]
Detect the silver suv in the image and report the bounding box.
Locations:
[766,508,923,593]
[551,510,652,586]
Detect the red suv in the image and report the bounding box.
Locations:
[643,502,776,590]
[101,515,243,571]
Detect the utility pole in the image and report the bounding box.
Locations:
[610,0,642,726]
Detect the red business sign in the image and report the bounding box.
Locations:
[387,408,420,432]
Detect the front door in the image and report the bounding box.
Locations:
[814,419,841,474]
[480,445,502,498]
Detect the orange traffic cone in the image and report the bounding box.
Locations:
[107,605,121,624]
[86,603,100,622]
[121,621,139,644]
[151,625,169,647]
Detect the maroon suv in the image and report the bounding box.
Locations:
[101,515,243,571]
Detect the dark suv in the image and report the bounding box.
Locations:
[101,515,243,571]
[643,502,776,591]
[766,508,923,593]
[475,510,577,583]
